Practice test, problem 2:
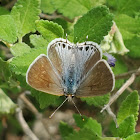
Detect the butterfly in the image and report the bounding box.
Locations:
[26,37,115,117]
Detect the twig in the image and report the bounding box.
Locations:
[16,108,39,140]
[101,73,136,113]
[106,106,118,128]
[115,68,140,80]
[40,13,74,23]
[19,93,41,118]
[19,92,49,133]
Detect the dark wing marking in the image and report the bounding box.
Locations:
[26,54,64,96]
[76,60,115,97]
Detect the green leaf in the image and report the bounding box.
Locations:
[10,43,31,57]
[35,20,64,41]
[117,91,139,125]
[115,14,140,40]
[30,34,49,48]
[0,15,17,43]
[117,115,135,138]
[124,36,140,58]
[31,89,61,109]
[64,127,101,140]
[108,121,118,137]
[52,0,105,19]
[52,0,91,19]
[41,0,55,14]
[0,58,11,82]
[81,93,110,107]
[59,121,74,139]
[9,47,46,76]
[0,89,17,116]
[106,0,140,17]
[73,114,102,136]
[11,0,41,39]
[0,6,10,15]
[115,14,140,58]
[124,133,140,140]
[74,6,113,43]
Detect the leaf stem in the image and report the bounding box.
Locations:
[16,107,39,140]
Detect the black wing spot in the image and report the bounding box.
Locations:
[91,47,93,50]
[58,43,61,46]
[85,46,89,51]
[63,43,65,48]
[68,45,71,50]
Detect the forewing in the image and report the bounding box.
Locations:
[47,38,73,77]
[76,60,115,97]
[26,54,64,96]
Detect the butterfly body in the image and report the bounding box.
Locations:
[26,38,115,98]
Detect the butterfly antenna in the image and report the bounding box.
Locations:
[49,97,68,119]
[71,98,84,121]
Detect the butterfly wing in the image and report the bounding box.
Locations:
[76,60,115,97]
[77,41,102,76]
[26,54,64,96]
[47,38,73,78]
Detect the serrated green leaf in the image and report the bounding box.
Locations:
[52,0,105,19]
[52,0,91,19]
[9,47,46,76]
[10,43,31,57]
[11,0,41,39]
[73,114,102,136]
[124,133,140,140]
[0,89,17,116]
[41,0,55,14]
[30,34,49,48]
[117,115,135,138]
[74,6,113,43]
[65,127,101,140]
[0,15,17,43]
[117,91,139,125]
[0,6,10,15]
[107,0,140,17]
[81,93,110,107]
[35,20,64,41]
[31,89,61,109]
[59,121,74,139]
